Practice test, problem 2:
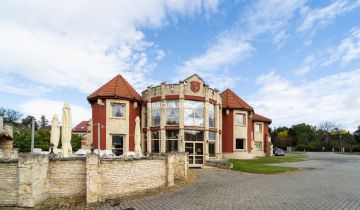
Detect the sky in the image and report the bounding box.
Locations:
[0,0,360,131]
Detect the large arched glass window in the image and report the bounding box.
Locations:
[208,103,215,127]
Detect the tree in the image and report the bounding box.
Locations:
[39,115,49,127]
[354,126,360,143]
[0,107,23,125]
[71,134,82,151]
[21,115,39,130]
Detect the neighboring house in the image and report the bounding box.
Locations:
[72,120,89,136]
[87,74,272,166]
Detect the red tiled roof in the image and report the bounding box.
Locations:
[87,74,141,101]
[72,121,89,132]
[253,113,272,123]
[220,89,253,111]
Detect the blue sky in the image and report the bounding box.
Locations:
[0,0,360,131]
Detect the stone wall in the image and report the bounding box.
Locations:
[0,152,188,207]
[18,154,49,207]
[100,158,166,200]
[172,152,188,180]
[0,159,18,206]
[48,158,86,199]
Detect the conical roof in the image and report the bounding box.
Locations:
[87,75,141,102]
[221,88,253,111]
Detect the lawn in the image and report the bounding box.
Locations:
[286,151,306,154]
[228,156,307,174]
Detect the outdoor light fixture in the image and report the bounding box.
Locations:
[226,109,230,115]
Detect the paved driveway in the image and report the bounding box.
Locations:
[117,152,360,210]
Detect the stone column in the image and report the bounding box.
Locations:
[86,153,101,203]
[204,87,209,161]
[215,103,221,159]
[179,82,185,152]
[147,101,152,155]
[160,83,166,153]
[165,154,175,187]
[18,154,49,207]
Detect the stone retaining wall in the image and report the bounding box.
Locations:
[0,152,188,207]
[0,159,18,206]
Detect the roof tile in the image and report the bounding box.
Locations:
[87,75,141,101]
[253,113,272,123]
[220,89,253,110]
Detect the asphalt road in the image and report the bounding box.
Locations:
[120,152,360,210]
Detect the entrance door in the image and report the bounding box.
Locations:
[185,142,204,167]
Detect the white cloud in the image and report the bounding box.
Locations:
[294,66,311,76]
[298,0,360,32]
[251,69,360,131]
[20,99,91,127]
[0,0,219,94]
[325,27,360,66]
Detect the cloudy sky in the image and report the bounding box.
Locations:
[1,0,360,131]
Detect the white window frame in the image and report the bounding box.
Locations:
[235,113,246,126]
[111,103,125,118]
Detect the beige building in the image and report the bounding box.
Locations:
[141,74,222,166]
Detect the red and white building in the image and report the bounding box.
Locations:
[87,74,272,166]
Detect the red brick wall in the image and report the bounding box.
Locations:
[222,110,233,153]
[264,123,269,153]
[129,102,141,151]
[91,102,106,150]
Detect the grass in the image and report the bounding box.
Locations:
[228,156,307,174]
[336,152,360,155]
[286,151,306,154]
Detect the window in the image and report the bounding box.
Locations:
[112,103,125,118]
[143,109,147,127]
[255,123,262,133]
[208,103,215,127]
[151,102,161,126]
[151,131,160,153]
[235,138,245,150]
[184,130,204,141]
[184,100,204,126]
[235,113,246,126]
[143,133,147,154]
[255,141,262,150]
[208,131,215,157]
[166,100,179,125]
[112,135,124,156]
[166,130,178,152]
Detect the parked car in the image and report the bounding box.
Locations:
[273,148,285,156]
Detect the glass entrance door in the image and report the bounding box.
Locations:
[185,142,204,167]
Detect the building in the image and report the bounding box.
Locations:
[72,120,89,136]
[87,74,272,166]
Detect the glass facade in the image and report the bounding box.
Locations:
[209,103,215,127]
[166,130,178,152]
[166,100,179,125]
[151,102,161,126]
[151,131,160,153]
[185,130,204,141]
[184,100,204,126]
[208,131,215,157]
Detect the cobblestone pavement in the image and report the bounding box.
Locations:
[117,152,360,210]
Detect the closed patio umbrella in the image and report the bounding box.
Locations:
[50,114,60,154]
[61,103,73,157]
[134,116,141,154]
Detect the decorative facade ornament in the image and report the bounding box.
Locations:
[190,81,201,93]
